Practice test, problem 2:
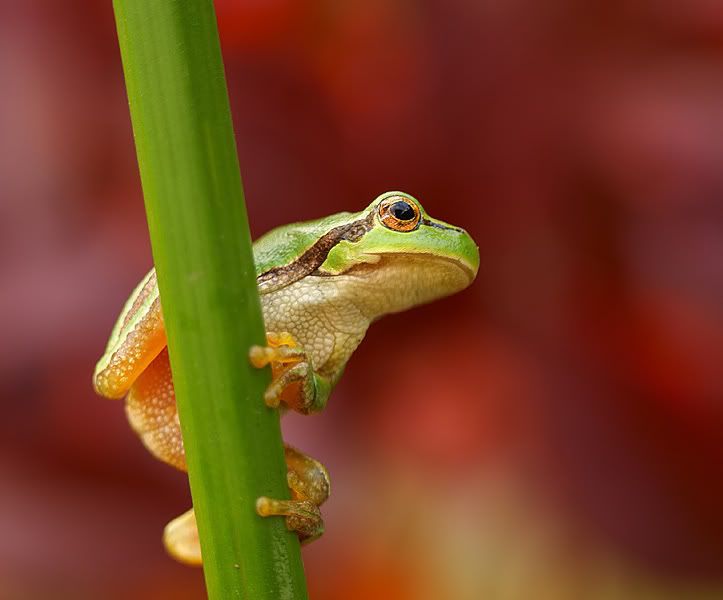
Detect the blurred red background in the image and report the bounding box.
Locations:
[1,1,722,598]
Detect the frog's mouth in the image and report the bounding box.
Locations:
[366,250,477,282]
[432,253,478,283]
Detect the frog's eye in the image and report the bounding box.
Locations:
[378,196,421,232]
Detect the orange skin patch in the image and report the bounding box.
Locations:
[93,302,166,399]
[125,348,186,471]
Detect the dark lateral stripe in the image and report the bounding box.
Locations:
[257,211,375,292]
[422,217,464,233]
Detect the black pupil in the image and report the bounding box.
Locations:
[390,201,415,221]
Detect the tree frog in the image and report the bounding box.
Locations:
[93,191,479,565]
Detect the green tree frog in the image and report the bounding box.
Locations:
[93,191,479,564]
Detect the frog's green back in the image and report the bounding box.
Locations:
[252,211,359,276]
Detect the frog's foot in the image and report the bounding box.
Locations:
[249,332,329,414]
[256,497,323,544]
[163,508,201,566]
[162,446,329,565]
[256,445,330,544]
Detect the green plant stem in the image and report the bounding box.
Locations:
[112,1,308,598]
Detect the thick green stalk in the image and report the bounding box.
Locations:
[112,1,308,598]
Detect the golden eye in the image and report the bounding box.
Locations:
[378,196,421,232]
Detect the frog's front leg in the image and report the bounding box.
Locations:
[164,445,330,564]
[249,331,333,414]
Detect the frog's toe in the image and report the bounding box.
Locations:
[249,331,320,413]
[249,331,306,368]
[163,508,202,566]
[256,496,324,544]
[249,344,306,368]
[263,362,313,409]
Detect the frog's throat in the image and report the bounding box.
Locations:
[322,253,475,319]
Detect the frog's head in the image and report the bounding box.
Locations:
[320,191,479,314]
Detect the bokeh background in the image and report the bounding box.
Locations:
[2,1,723,598]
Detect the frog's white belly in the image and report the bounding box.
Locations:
[260,276,371,377]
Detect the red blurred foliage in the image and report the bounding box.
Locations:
[216,0,308,51]
[1,0,722,597]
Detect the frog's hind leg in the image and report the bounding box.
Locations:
[125,347,187,472]
[163,445,330,565]
[257,445,330,544]
[125,348,200,563]
[93,271,166,399]
[126,346,330,561]
[164,509,201,566]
